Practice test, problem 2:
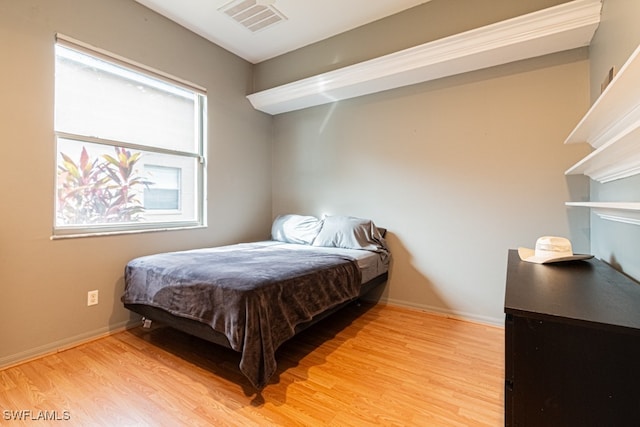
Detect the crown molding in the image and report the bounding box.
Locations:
[247,0,602,115]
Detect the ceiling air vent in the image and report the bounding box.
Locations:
[218,0,287,32]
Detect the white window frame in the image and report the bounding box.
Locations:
[143,164,182,212]
[53,35,207,239]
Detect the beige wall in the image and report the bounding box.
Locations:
[269,0,592,324]
[0,0,272,366]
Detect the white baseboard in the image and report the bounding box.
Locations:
[0,320,141,371]
[364,296,505,327]
[2,300,504,371]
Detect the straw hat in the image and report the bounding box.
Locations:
[518,236,593,264]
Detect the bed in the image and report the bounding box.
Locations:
[121,215,389,389]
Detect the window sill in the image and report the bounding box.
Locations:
[50,224,206,240]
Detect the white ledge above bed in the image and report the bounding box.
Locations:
[246,0,602,115]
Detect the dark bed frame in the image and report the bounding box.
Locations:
[124,272,388,350]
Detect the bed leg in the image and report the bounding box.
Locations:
[142,318,153,328]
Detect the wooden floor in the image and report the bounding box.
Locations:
[0,303,504,426]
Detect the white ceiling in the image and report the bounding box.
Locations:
[133,0,432,64]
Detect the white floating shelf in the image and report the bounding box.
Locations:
[247,0,601,115]
[565,40,640,182]
[566,202,640,225]
[565,123,640,182]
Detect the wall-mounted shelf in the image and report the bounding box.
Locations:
[566,202,640,225]
[247,0,601,115]
[565,42,640,182]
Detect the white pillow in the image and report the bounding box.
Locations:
[312,215,388,253]
[271,214,323,245]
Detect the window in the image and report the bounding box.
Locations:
[54,35,206,237]
[144,165,181,211]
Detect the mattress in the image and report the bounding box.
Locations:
[251,240,389,284]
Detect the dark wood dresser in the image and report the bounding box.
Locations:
[504,249,640,426]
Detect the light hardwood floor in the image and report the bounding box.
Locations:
[0,303,504,426]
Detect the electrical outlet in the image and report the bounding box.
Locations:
[87,290,99,306]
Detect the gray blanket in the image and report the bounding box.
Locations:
[122,243,361,389]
